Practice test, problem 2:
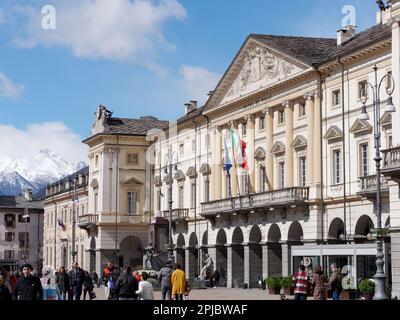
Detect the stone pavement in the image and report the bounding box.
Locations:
[91,286,293,300]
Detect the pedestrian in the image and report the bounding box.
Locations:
[1,265,17,293]
[171,263,186,300]
[292,264,310,301]
[158,261,173,300]
[13,263,43,300]
[115,266,138,300]
[68,262,85,300]
[56,266,70,300]
[83,271,94,300]
[133,271,141,283]
[184,282,191,300]
[328,263,342,300]
[312,265,328,300]
[213,269,220,288]
[102,261,115,300]
[92,270,100,288]
[0,275,12,301]
[136,271,154,300]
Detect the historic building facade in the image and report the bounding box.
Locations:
[0,189,44,270]
[42,166,89,270]
[149,1,400,297]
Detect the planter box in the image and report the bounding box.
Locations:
[363,293,373,300]
[268,288,280,295]
[340,290,356,300]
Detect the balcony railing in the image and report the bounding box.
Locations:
[358,175,389,200]
[77,214,98,230]
[382,146,400,170]
[162,209,189,222]
[201,187,309,217]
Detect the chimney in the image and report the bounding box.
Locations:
[24,188,32,201]
[337,25,356,46]
[185,100,197,115]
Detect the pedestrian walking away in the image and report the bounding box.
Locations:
[158,260,173,300]
[312,265,328,300]
[136,271,154,300]
[171,263,186,301]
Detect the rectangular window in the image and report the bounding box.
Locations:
[192,140,196,152]
[204,179,210,202]
[299,157,306,187]
[127,192,137,215]
[243,173,249,194]
[388,135,393,148]
[299,103,306,117]
[82,205,85,215]
[359,80,368,99]
[226,175,231,198]
[242,124,247,136]
[94,192,98,214]
[259,117,265,130]
[77,207,80,217]
[5,214,15,228]
[5,232,14,242]
[190,183,196,209]
[332,89,340,106]
[179,186,184,208]
[205,134,210,147]
[279,162,285,189]
[18,250,29,260]
[95,155,99,167]
[127,153,138,164]
[4,250,14,259]
[278,110,285,125]
[333,150,341,184]
[18,214,30,223]
[18,232,29,248]
[179,143,184,155]
[157,189,161,211]
[386,71,393,91]
[360,143,369,177]
[260,166,266,192]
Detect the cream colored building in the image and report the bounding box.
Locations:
[149,2,400,298]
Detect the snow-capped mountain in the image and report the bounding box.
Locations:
[0,149,86,196]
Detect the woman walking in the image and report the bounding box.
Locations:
[312,265,328,300]
[56,267,70,300]
[83,271,94,300]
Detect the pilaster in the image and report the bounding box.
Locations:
[284,101,294,188]
[305,93,315,185]
[264,108,274,190]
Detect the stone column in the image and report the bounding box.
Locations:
[185,248,190,276]
[305,93,315,185]
[210,128,216,201]
[313,92,322,185]
[392,16,400,144]
[284,101,294,188]
[264,108,274,190]
[230,121,238,197]
[281,242,289,277]
[247,115,256,193]
[95,249,103,278]
[262,242,269,279]
[227,245,233,288]
[215,127,222,200]
[243,244,250,286]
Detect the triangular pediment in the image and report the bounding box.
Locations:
[122,175,143,185]
[324,126,343,141]
[199,163,211,175]
[271,141,285,155]
[174,170,186,181]
[290,135,307,149]
[349,119,372,135]
[380,112,392,128]
[186,166,197,178]
[90,179,99,189]
[205,37,310,111]
[255,147,266,160]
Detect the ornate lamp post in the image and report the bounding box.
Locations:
[164,146,178,264]
[358,65,396,300]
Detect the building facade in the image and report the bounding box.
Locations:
[148,2,400,297]
[0,189,44,270]
[42,166,89,270]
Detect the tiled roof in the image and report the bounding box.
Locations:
[251,34,337,66]
[107,116,169,135]
[47,166,89,188]
[0,195,44,210]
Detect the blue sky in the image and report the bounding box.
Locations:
[0,0,378,163]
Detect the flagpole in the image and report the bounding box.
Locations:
[229,126,241,197]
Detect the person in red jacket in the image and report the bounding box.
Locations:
[102,261,115,300]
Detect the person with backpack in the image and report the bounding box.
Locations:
[328,263,342,300]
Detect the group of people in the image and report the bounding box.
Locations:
[0,262,97,300]
[292,263,343,300]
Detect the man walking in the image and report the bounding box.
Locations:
[292,264,310,301]
[68,262,85,300]
[328,263,342,300]
[115,266,138,300]
[158,260,173,300]
[171,263,186,301]
[13,263,43,300]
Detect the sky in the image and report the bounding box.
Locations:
[0,0,378,164]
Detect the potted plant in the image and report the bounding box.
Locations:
[280,276,293,295]
[358,279,375,300]
[266,276,281,295]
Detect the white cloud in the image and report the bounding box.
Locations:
[179,65,221,106]
[0,72,24,99]
[0,122,88,166]
[12,0,186,64]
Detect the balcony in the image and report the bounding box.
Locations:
[77,214,98,230]
[162,208,189,223]
[382,146,400,183]
[201,187,309,218]
[357,175,389,200]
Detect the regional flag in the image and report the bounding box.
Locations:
[224,138,232,176]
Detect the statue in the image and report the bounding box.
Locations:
[143,245,154,270]
[199,253,213,280]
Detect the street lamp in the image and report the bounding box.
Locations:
[164,146,178,264]
[71,176,78,264]
[358,65,396,300]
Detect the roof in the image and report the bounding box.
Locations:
[107,116,169,136]
[0,195,44,210]
[251,34,337,66]
[47,166,89,188]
